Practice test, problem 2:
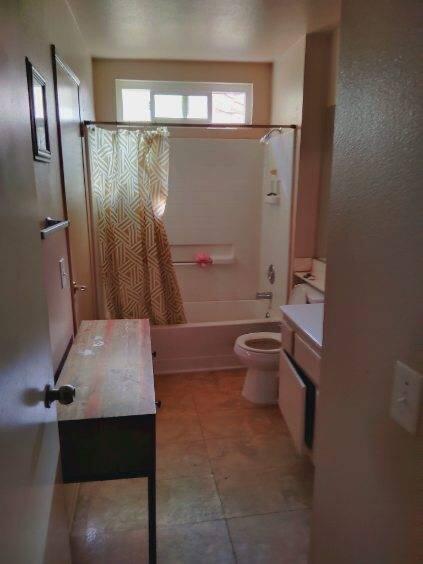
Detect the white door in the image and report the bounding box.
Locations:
[53,47,95,328]
[0,4,72,563]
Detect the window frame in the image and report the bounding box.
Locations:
[115,79,253,124]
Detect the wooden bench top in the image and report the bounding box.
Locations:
[57,319,156,421]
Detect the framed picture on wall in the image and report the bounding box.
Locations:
[25,57,51,162]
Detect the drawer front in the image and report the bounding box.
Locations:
[278,351,306,454]
[294,334,321,385]
[281,319,294,354]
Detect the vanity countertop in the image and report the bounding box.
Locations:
[280,303,324,350]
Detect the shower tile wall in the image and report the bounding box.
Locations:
[165,139,264,302]
[258,131,295,311]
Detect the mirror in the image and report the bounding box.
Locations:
[26,58,51,162]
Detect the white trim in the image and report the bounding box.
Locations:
[115,79,253,124]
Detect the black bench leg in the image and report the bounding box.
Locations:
[148,417,157,563]
[148,473,156,563]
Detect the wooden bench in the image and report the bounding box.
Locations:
[56,319,157,563]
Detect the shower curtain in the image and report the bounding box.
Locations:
[88,126,186,324]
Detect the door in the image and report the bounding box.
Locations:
[0,3,71,562]
[52,46,95,328]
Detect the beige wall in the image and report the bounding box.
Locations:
[274,31,338,264]
[92,58,272,125]
[315,104,335,258]
[19,0,94,373]
[270,38,306,293]
[271,37,306,126]
[270,32,338,275]
[295,31,333,259]
[311,1,422,563]
[327,28,340,107]
[315,30,339,258]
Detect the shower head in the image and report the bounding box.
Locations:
[260,128,283,144]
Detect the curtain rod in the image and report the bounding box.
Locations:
[83,120,297,129]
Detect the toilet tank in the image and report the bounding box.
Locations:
[289,283,325,305]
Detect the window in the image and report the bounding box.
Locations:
[116,80,253,124]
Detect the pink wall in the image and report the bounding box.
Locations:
[311,1,422,562]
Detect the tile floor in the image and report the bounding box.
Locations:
[71,369,313,563]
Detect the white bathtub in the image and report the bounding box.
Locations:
[183,299,278,323]
[151,299,281,374]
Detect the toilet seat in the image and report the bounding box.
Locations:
[235,332,281,354]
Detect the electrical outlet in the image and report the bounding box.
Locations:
[390,361,423,434]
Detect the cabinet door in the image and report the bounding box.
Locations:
[279,351,306,454]
[294,334,321,386]
[281,319,294,354]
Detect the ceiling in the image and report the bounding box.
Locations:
[68,0,340,62]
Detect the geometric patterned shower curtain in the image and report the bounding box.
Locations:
[88,126,186,324]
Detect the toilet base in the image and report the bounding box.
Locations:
[242,367,279,405]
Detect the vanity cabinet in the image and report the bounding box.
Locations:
[279,351,306,454]
[293,334,321,386]
[280,319,294,355]
[278,304,323,457]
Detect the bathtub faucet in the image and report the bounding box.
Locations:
[256,291,273,300]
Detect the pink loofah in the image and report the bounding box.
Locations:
[195,252,213,267]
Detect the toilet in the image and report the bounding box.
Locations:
[234,332,281,404]
[234,284,325,404]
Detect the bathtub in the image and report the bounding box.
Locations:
[150,299,281,374]
[183,299,277,323]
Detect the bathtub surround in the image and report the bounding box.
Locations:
[258,130,296,312]
[88,127,186,323]
[165,138,264,304]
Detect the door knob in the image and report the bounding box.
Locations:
[73,281,87,293]
[45,384,76,408]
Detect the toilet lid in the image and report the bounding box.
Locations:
[235,332,281,354]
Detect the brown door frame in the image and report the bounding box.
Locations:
[50,44,96,331]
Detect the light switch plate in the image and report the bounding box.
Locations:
[59,257,69,289]
[390,361,423,434]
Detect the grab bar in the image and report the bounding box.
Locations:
[172,257,234,266]
[40,217,70,239]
